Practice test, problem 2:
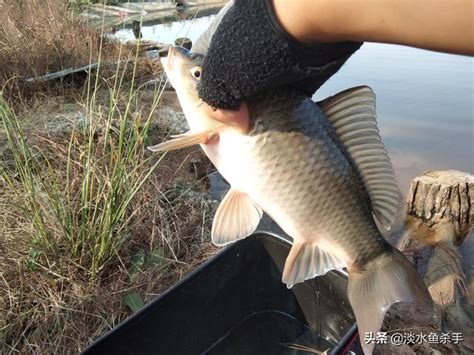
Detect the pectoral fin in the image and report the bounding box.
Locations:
[147,130,216,153]
[212,188,263,246]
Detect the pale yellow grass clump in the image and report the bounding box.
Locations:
[0,1,217,353]
[0,69,215,353]
[0,0,109,102]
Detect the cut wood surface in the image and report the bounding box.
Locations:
[395,170,473,351]
[405,170,473,244]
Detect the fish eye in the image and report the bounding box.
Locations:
[190,66,202,80]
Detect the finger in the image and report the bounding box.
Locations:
[203,102,250,134]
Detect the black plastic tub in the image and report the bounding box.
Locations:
[83,233,361,354]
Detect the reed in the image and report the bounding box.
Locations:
[0,1,214,352]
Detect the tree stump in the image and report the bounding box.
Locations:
[405,170,473,245]
[397,170,473,338]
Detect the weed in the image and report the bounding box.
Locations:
[0,2,215,352]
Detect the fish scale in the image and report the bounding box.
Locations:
[149,46,434,354]
[237,89,385,265]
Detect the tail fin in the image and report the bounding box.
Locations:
[348,248,433,354]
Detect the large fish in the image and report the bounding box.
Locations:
[149,46,433,354]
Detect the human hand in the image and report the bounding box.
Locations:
[197,0,362,112]
[200,101,250,134]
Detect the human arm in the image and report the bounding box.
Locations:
[198,0,474,128]
[198,0,363,110]
[273,0,474,56]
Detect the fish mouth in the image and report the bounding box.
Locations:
[161,45,192,73]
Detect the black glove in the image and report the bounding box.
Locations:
[198,0,362,110]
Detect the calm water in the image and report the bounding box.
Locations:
[120,14,473,194]
[113,14,218,44]
[314,44,473,193]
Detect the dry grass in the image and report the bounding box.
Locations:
[0,0,161,107]
[0,1,218,353]
[0,161,216,353]
[0,0,100,102]
[0,90,217,352]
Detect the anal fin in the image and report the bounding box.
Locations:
[282,242,346,289]
[147,130,217,153]
[211,188,263,246]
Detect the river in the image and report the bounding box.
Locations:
[115,12,473,194]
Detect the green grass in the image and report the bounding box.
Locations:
[0,43,166,281]
[0,3,216,352]
[0,45,188,351]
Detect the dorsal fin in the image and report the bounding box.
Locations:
[318,86,401,229]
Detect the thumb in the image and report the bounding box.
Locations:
[202,101,250,134]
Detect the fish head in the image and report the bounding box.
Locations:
[161,46,217,131]
[161,46,202,99]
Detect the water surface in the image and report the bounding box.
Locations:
[313,44,473,193]
[113,13,218,44]
[124,14,473,194]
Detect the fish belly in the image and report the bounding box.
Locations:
[213,128,383,267]
[200,92,431,355]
